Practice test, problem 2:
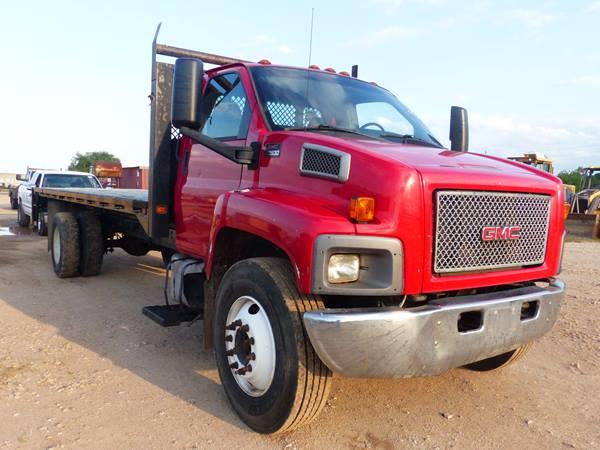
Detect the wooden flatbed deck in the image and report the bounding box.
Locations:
[37,188,148,216]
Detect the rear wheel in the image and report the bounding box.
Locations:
[78,212,103,276]
[10,195,18,210]
[51,212,80,278]
[214,257,331,434]
[463,344,533,371]
[17,201,30,227]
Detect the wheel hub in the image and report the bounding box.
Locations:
[224,296,275,397]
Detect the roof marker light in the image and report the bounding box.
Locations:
[309,64,321,70]
[339,71,350,76]
[258,59,271,65]
[324,67,336,73]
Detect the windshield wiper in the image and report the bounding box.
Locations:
[285,124,374,139]
[378,132,443,148]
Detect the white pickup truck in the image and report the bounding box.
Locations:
[17,170,102,235]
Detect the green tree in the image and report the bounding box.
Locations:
[557,169,582,188]
[68,151,120,173]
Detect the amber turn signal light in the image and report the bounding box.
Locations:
[155,204,169,215]
[349,197,375,222]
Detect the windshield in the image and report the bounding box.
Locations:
[250,66,440,146]
[582,169,600,190]
[42,174,101,188]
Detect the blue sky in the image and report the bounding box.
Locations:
[1,0,599,173]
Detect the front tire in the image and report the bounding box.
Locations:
[463,344,533,371]
[214,257,331,434]
[51,213,80,278]
[17,201,30,227]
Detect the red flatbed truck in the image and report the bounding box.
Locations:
[36,28,566,433]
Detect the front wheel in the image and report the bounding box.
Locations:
[214,257,331,434]
[17,201,30,227]
[463,344,533,371]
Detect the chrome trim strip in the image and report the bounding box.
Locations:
[434,190,552,273]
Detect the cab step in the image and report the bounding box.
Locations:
[142,305,202,327]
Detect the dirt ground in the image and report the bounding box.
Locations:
[0,192,598,450]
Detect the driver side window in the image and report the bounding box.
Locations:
[356,102,414,136]
[201,72,250,140]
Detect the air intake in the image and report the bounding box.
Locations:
[299,144,351,182]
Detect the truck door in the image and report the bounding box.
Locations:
[175,70,251,258]
[22,173,41,216]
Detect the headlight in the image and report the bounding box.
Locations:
[327,254,360,283]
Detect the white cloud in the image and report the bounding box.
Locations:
[502,8,555,31]
[278,44,294,55]
[466,113,600,170]
[348,14,461,47]
[370,0,449,9]
[586,1,600,12]
[360,25,422,45]
[254,34,275,45]
[562,75,600,87]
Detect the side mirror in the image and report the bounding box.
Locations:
[16,174,24,181]
[449,106,469,152]
[172,58,204,129]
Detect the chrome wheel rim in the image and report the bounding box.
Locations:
[224,296,276,397]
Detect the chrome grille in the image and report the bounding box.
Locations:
[434,191,551,274]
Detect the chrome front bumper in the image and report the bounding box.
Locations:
[303,279,565,378]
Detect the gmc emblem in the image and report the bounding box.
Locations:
[482,226,522,241]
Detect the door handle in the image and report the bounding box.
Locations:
[183,149,191,176]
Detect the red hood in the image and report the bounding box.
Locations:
[291,132,562,192]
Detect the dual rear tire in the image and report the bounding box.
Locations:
[51,212,103,278]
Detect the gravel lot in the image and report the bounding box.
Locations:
[0,192,598,449]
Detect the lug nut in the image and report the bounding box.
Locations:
[225,319,242,330]
[224,335,233,342]
[248,337,255,345]
[236,364,253,375]
[240,324,250,333]
[245,352,256,362]
[225,349,235,357]
[229,362,239,369]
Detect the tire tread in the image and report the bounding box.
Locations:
[252,258,332,433]
[52,212,80,278]
[78,212,103,276]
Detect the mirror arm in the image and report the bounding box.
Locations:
[179,126,259,167]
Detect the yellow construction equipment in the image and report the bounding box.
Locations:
[565,167,600,239]
[508,153,575,219]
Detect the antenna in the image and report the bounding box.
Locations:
[308,8,315,66]
[303,8,315,130]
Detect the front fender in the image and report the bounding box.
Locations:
[207,189,356,293]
